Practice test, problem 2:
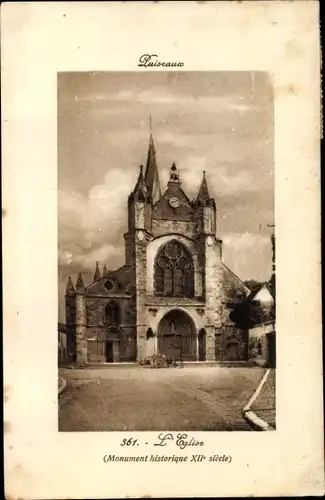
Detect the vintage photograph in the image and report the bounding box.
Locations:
[58,71,275,432]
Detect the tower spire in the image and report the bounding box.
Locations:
[196,170,211,204]
[76,272,85,292]
[131,165,148,202]
[66,276,75,294]
[144,122,161,204]
[93,261,101,282]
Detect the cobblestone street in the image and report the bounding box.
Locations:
[59,366,266,431]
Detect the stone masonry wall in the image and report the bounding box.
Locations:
[135,230,149,361]
[151,219,196,239]
[201,236,224,361]
[65,294,76,359]
[75,293,87,364]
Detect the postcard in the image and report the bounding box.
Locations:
[2,1,323,498]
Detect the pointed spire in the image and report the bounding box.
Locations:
[76,272,85,292]
[103,264,108,276]
[66,276,75,294]
[144,126,161,204]
[94,261,101,281]
[168,162,181,185]
[132,165,148,202]
[196,170,211,204]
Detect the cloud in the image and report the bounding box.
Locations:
[59,167,134,271]
[221,231,272,282]
[75,87,257,114]
[222,232,270,248]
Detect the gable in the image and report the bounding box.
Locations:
[85,265,132,296]
[221,263,250,300]
[252,285,274,304]
[152,184,195,222]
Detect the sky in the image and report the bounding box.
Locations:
[58,71,274,322]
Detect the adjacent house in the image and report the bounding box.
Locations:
[247,283,275,367]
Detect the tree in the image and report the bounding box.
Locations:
[227,291,270,330]
[244,279,264,293]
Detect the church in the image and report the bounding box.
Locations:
[65,132,250,364]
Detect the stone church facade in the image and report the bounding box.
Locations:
[65,133,250,364]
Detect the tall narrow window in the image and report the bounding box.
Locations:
[174,267,184,296]
[104,302,120,325]
[164,267,173,296]
[154,240,194,297]
[184,268,194,297]
[155,266,164,295]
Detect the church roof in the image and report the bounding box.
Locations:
[144,134,161,204]
[221,263,251,300]
[85,265,132,295]
[246,282,275,302]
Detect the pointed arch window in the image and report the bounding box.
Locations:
[154,241,194,297]
[104,302,120,325]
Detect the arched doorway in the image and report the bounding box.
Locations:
[223,328,244,361]
[158,310,196,361]
[97,325,121,362]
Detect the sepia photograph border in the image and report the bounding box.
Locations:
[57,69,276,433]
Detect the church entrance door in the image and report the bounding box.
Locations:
[105,341,113,362]
[158,310,196,361]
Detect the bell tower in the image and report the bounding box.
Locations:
[127,164,152,236]
[75,272,87,364]
[195,171,222,361]
[124,129,162,361]
[194,170,217,235]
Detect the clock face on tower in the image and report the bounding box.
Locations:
[169,196,180,208]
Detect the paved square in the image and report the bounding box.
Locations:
[59,366,265,431]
